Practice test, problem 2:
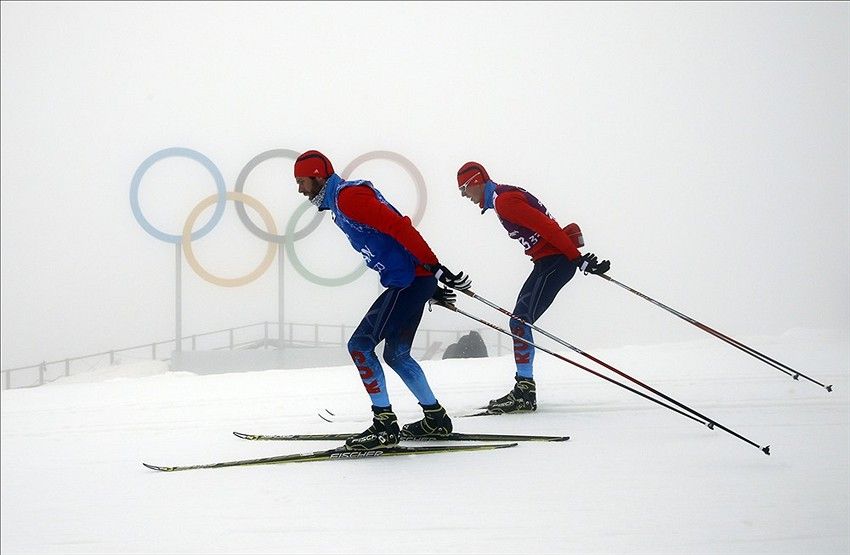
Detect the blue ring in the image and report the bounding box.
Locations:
[130,147,227,244]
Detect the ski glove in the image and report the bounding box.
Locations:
[577,253,611,275]
[423,264,472,291]
[431,286,457,306]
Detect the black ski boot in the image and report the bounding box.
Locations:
[401,402,453,439]
[345,405,400,451]
[487,375,537,413]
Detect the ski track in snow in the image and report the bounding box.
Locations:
[2,330,848,554]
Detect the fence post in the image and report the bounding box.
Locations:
[65,359,70,377]
[192,335,196,350]
[39,362,45,386]
[229,329,234,350]
[289,323,294,345]
[264,322,269,349]
[314,324,319,346]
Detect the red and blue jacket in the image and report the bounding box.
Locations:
[482,182,582,262]
[319,173,438,288]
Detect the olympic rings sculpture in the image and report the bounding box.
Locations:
[130,147,428,287]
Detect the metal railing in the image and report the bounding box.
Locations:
[2,322,505,390]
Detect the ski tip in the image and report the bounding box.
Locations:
[318,412,333,423]
[143,462,172,472]
[549,436,570,442]
[761,445,771,456]
[233,431,256,440]
[826,385,833,392]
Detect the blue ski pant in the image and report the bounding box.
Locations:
[347,276,438,409]
[511,255,577,379]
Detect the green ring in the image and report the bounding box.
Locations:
[284,200,368,286]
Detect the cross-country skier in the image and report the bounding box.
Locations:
[294,150,471,450]
[454,161,611,413]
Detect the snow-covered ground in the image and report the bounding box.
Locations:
[2,329,848,554]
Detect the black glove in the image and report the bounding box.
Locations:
[423,264,472,291]
[431,286,457,306]
[576,253,611,275]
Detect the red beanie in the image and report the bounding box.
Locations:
[294,150,334,179]
[457,161,490,188]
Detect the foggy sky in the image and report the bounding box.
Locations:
[1,1,848,370]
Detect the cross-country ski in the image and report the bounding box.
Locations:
[142,442,518,472]
[233,430,569,442]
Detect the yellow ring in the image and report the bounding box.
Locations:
[182,192,277,287]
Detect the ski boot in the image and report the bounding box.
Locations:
[487,375,537,413]
[401,402,453,439]
[345,405,400,451]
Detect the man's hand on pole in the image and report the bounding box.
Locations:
[424,264,472,291]
[577,253,611,275]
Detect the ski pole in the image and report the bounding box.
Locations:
[597,274,833,392]
[436,301,770,455]
[436,300,708,426]
[459,288,731,436]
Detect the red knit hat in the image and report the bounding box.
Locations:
[294,150,334,179]
[457,161,490,188]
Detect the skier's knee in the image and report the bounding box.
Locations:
[348,335,376,355]
[382,345,410,368]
